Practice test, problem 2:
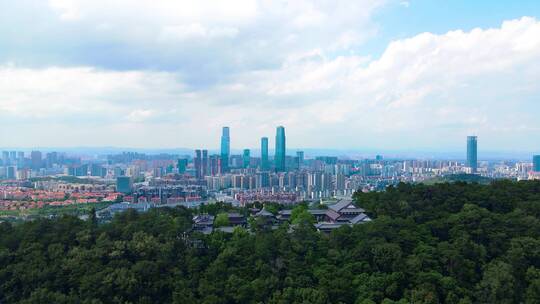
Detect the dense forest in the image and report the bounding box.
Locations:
[1,180,539,303]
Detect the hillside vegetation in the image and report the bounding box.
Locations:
[1,180,539,303]
[421,173,493,185]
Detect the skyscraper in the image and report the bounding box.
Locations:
[209,154,221,175]
[220,127,230,173]
[194,149,202,178]
[467,136,478,173]
[45,152,58,168]
[9,151,16,163]
[2,151,9,166]
[296,151,304,169]
[243,149,251,168]
[275,126,286,172]
[90,164,106,177]
[202,150,208,177]
[533,155,540,172]
[261,137,269,170]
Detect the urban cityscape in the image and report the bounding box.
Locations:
[1,126,539,219]
[1,1,540,303]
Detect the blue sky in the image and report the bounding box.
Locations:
[368,0,540,54]
[0,0,539,152]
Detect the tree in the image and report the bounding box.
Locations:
[290,205,315,225]
[89,207,98,229]
[214,213,230,227]
[1,181,540,303]
[476,261,516,303]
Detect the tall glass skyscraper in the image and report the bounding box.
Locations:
[243,149,251,168]
[261,137,269,170]
[533,155,540,172]
[220,127,230,173]
[467,136,478,173]
[275,126,286,172]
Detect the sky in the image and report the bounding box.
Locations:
[0,0,539,152]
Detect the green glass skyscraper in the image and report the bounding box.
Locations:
[275,126,286,172]
[220,127,230,173]
[533,155,540,172]
[177,158,188,174]
[261,137,269,170]
[116,176,132,194]
[243,149,250,168]
[467,136,478,173]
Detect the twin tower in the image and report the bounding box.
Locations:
[220,126,286,172]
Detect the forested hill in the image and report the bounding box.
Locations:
[421,173,493,185]
[1,181,540,303]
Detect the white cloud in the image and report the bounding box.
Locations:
[0,65,184,120]
[21,0,384,79]
[159,24,239,41]
[126,109,156,123]
[48,0,259,23]
[1,9,540,150]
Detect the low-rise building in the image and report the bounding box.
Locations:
[192,214,215,234]
[276,198,371,232]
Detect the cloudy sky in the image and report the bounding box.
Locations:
[1,0,539,152]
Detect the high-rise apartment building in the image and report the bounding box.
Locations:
[209,154,221,175]
[90,164,106,177]
[275,126,286,172]
[467,136,478,173]
[45,152,58,168]
[2,151,9,166]
[202,150,208,177]
[7,166,16,179]
[296,151,304,169]
[194,149,202,179]
[261,137,269,170]
[30,151,42,170]
[9,151,16,163]
[220,127,230,173]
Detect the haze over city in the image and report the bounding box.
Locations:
[1,0,540,152]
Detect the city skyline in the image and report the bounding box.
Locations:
[1,128,539,162]
[1,1,540,150]
[2,3,540,302]
[0,125,538,160]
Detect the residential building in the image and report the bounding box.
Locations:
[261,137,269,170]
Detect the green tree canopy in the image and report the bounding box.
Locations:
[214,212,230,227]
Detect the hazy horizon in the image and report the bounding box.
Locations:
[0,145,536,160]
